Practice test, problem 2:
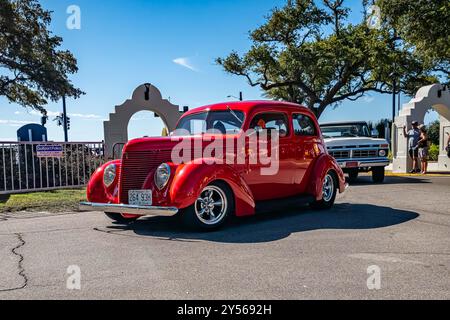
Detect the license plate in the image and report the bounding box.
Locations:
[345,161,359,168]
[128,190,152,206]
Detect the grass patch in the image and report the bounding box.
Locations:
[0,189,86,213]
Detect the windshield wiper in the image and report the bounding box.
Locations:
[226,105,243,124]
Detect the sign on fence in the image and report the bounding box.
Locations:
[36,144,64,158]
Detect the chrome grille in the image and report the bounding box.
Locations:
[353,150,377,158]
[119,149,172,204]
[330,150,350,159]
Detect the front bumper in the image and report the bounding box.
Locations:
[79,202,178,217]
[336,159,390,169]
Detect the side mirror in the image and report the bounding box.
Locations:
[371,129,379,138]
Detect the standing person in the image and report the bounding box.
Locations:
[446,132,450,158]
[403,121,420,173]
[417,125,429,174]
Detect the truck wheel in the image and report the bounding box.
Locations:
[372,167,385,183]
[180,181,234,231]
[104,212,138,224]
[311,172,337,210]
[347,169,359,183]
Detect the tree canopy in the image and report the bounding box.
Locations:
[217,0,443,118]
[377,0,449,84]
[0,0,83,115]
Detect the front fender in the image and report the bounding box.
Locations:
[86,160,121,204]
[169,163,255,216]
[307,154,346,200]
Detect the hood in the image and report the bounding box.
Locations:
[323,137,388,148]
[123,134,236,153]
[124,136,179,152]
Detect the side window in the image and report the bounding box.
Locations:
[292,114,317,136]
[250,113,289,138]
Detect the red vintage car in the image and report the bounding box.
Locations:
[80,101,347,230]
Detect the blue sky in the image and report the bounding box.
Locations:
[0,0,438,141]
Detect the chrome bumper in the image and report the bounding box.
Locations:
[337,159,390,168]
[79,202,178,217]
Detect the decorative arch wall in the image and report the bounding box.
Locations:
[392,84,450,172]
[103,84,182,159]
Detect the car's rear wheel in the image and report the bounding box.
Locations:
[180,181,233,230]
[104,212,138,224]
[372,167,385,183]
[347,168,359,183]
[311,172,337,210]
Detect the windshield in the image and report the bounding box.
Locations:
[320,124,370,138]
[174,111,245,135]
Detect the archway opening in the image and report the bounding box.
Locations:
[423,109,439,126]
[422,109,440,163]
[128,111,168,140]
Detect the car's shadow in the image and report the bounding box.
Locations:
[347,175,431,186]
[102,203,419,244]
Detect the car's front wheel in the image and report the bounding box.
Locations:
[104,212,138,224]
[180,181,233,230]
[372,167,385,183]
[311,172,337,210]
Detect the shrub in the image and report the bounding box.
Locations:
[429,143,439,161]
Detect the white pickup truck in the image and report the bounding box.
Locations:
[320,121,390,183]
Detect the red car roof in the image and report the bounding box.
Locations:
[183,100,312,116]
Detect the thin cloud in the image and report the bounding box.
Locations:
[173,57,198,72]
[0,119,30,125]
[28,109,102,119]
[29,110,60,117]
[69,113,102,119]
[362,96,375,103]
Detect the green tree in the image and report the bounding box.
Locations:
[217,0,437,118]
[0,0,83,115]
[368,118,392,139]
[427,120,440,146]
[376,0,450,84]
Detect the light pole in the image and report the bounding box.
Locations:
[392,77,396,124]
[227,92,243,101]
[62,95,68,142]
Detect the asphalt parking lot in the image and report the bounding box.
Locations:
[0,175,449,299]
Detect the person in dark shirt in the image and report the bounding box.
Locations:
[417,125,429,174]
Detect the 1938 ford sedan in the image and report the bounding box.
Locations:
[80,101,347,230]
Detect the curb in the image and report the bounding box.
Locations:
[385,172,450,177]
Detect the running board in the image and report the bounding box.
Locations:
[255,195,315,214]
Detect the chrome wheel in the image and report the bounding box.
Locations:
[322,174,334,202]
[195,185,228,225]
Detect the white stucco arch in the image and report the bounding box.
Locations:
[103,84,182,158]
[392,84,450,172]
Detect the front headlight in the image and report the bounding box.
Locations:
[154,163,171,190]
[379,149,387,157]
[103,164,116,187]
